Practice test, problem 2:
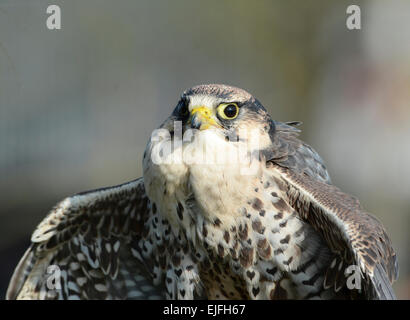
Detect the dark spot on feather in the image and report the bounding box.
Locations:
[246,270,256,280]
[177,202,184,220]
[252,286,260,297]
[45,234,58,250]
[174,269,182,277]
[266,266,278,276]
[273,199,288,211]
[274,212,283,220]
[280,235,290,244]
[283,256,293,265]
[218,244,224,257]
[238,224,248,240]
[182,243,189,255]
[252,219,265,234]
[224,231,230,243]
[252,198,263,211]
[279,220,287,228]
[214,218,222,227]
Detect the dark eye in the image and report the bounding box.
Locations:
[217,103,239,120]
[224,104,237,118]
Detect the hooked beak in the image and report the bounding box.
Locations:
[190,106,220,130]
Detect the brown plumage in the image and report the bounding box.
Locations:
[7,84,398,300]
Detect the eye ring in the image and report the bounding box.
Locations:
[217,103,239,120]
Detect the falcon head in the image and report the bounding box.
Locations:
[148,84,279,169]
[171,84,275,145]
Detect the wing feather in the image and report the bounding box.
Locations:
[6,178,165,300]
[266,122,398,299]
[271,164,398,299]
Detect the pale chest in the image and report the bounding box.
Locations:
[144,160,337,299]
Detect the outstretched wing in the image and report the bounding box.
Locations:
[268,123,398,299]
[6,178,165,300]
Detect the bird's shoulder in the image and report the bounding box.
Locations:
[264,124,398,299]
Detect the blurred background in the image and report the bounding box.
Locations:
[1,0,409,299]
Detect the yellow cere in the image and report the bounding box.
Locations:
[190,106,220,130]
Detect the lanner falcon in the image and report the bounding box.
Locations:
[7,84,398,300]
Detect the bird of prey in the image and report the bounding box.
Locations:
[7,84,398,300]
